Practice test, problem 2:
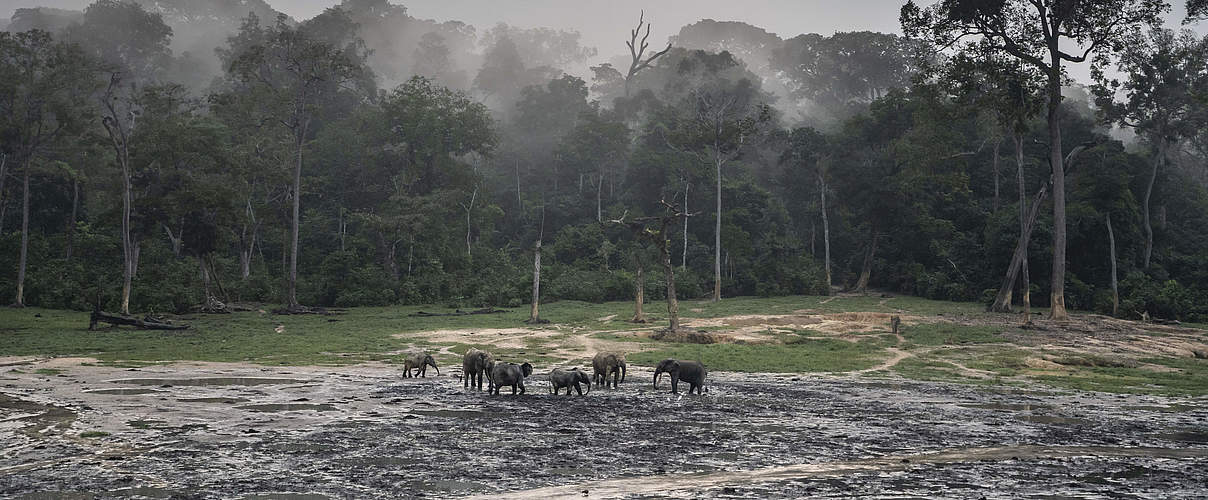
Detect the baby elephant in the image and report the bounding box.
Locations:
[490,362,534,395]
[653,359,707,394]
[402,351,439,378]
[592,351,627,389]
[548,368,591,396]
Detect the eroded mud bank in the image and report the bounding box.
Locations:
[1,361,1205,498]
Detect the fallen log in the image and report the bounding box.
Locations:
[89,311,189,331]
[408,308,509,318]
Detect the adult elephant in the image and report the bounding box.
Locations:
[653,359,707,394]
[489,362,534,395]
[592,351,627,389]
[462,348,494,390]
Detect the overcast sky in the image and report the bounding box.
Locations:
[4,0,1203,84]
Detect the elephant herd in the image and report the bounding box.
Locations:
[401,348,708,395]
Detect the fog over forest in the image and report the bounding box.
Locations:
[2,0,1208,321]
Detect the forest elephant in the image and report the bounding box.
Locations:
[403,351,440,378]
[548,367,591,396]
[462,348,495,390]
[489,362,534,395]
[653,359,707,394]
[592,351,627,389]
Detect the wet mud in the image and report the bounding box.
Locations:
[1,363,1205,498]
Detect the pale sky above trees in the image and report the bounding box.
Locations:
[4,0,1204,85]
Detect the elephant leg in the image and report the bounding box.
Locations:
[671,374,679,394]
[519,382,526,395]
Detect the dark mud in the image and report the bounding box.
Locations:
[2,369,1206,498]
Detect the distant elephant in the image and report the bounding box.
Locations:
[462,348,495,390]
[489,362,534,395]
[592,351,627,389]
[653,359,706,394]
[403,351,439,378]
[548,368,591,396]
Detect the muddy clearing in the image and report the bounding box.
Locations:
[1,359,1206,498]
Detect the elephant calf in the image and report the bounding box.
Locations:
[490,362,534,395]
[402,351,439,378]
[653,359,707,394]
[548,368,591,396]
[592,351,627,389]
[462,348,495,391]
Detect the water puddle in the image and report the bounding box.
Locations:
[107,377,310,387]
[83,388,164,395]
[236,403,337,413]
[127,419,166,429]
[408,409,489,419]
[1015,415,1093,426]
[179,397,250,404]
[240,494,332,500]
[961,403,1049,411]
[1152,430,1208,443]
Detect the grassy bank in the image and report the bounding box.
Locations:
[1,294,1205,397]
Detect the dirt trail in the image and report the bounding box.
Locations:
[483,445,1208,500]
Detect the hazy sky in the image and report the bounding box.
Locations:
[4,0,1203,84]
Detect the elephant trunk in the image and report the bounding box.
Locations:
[431,362,440,376]
[583,378,591,394]
[653,370,662,388]
[621,363,627,383]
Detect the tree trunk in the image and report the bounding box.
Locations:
[596,173,602,222]
[819,170,831,292]
[529,238,542,322]
[164,224,183,257]
[65,178,78,262]
[661,226,680,331]
[463,187,477,260]
[682,182,689,269]
[0,153,7,236]
[14,156,31,307]
[1142,139,1164,269]
[121,148,133,315]
[853,229,878,294]
[1046,53,1068,320]
[529,208,545,323]
[287,134,303,310]
[200,254,213,309]
[1017,135,1031,321]
[713,156,722,302]
[632,256,645,322]
[1107,213,1119,317]
[990,184,1049,313]
[993,138,1001,212]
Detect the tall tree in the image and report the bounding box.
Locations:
[0,30,97,307]
[662,51,773,301]
[222,13,370,311]
[1092,28,1208,269]
[903,0,1167,319]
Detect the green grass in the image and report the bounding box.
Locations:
[1031,357,1208,396]
[79,431,110,438]
[628,337,887,373]
[901,323,1008,346]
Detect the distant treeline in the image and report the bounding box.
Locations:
[1,0,1207,322]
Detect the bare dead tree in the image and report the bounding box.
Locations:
[624,10,672,97]
[609,199,695,332]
